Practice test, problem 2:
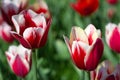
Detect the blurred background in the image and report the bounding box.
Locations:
[0,0,120,80]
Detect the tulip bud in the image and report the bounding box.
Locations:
[11,9,51,49]
[91,60,120,80]
[64,24,104,71]
[6,45,32,78]
[70,0,99,16]
[105,23,120,53]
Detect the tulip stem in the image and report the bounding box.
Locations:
[79,70,85,80]
[21,78,24,80]
[85,71,90,80]
[33,49,38,80]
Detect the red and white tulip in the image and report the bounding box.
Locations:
[0,13,14,43]
[6,45,32,77]
[91,60,120,80]
[30,0,51,22]
[0,0,28,25]
[105,23,120,53]
[11,9,51,49]
[0,21,14,43]
[64,24,104,71]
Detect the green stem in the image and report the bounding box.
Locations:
[18,77,24,80]
[32,49,38,80]
[21,78,24,80]
[84,71,90,80]
[82,70,85,80]
[78,70,85,80]
[118,54,120,63]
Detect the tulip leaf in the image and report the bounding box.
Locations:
[55,40,70,60]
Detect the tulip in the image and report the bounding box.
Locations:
[30,0,51,23]
[0,0,28,25]
[91,60,120,80]
[64,24,104,71]
[70,0,99,16]
[105,23,120,53]
[11,9,51,49]
[0,21,14,43]
[0,13,14,43]
[107,0,118,5]
[6,45,32,78]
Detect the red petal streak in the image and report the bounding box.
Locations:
[11,31,31,49]
[23,11,36,27]
[110,27,120,53]
[23,28,36,48]
[72,42,86,70]
[12,55,29,77]
[85,38,103,71]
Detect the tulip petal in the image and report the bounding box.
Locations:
[63,35,72,54]
[70,27,88,45]
[11,31,32,48]
[12,55,29,77]
[109,27,120,53]
[105,23,117,47]
[32,13,46,29]
[85,24,101,45]
[23,27,44,48]
[72,41,86,70]
[39,18,52,47]
[23,27,36,47]
[85,38,104,71]
[33,27,44,48]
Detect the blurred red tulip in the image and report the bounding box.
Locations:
[91,60,120,80]
[64,24,104,71]
[6,45,32,78]
[107,0,118,5]
[0,0,28,25]
[71,0,99,16]
[11,9,52,49]
[105,23,120,53]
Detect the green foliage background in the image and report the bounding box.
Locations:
[0,0,120,80]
